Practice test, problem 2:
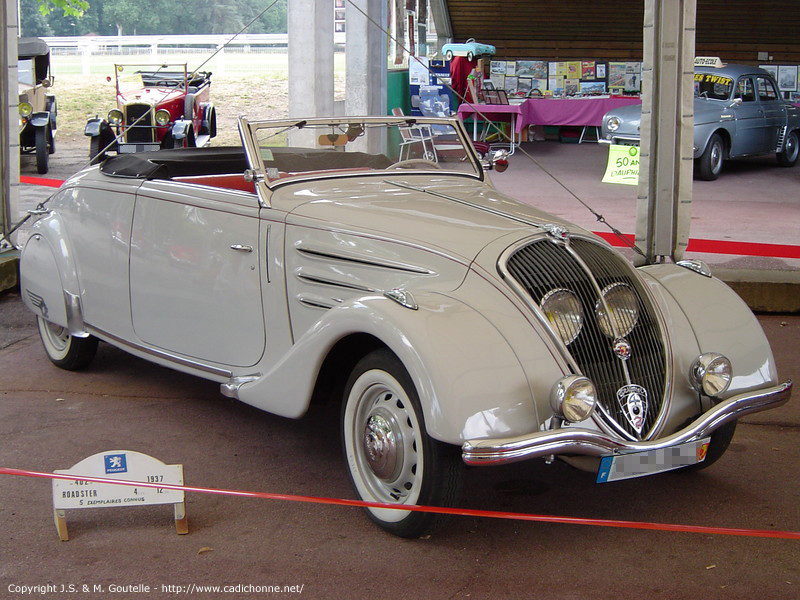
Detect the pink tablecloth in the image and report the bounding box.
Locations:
[457,97,643,133]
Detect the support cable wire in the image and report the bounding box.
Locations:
[345,0,644,257]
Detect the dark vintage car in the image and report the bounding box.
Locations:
[85,63,217,162]
[601,59,800,180]
[18,37,57,174]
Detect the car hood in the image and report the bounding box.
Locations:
[280,175,591,265]
[607,103,642,135]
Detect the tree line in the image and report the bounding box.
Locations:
[22,0,288,37]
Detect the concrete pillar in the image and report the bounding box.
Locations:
[344,0,388,154]
[288,0,334,120]
[634,0,696,264]
[1,0,20,290]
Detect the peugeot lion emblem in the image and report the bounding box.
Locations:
[617,384,648,435]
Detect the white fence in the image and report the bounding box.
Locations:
[43,34,347,74]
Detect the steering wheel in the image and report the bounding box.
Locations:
[387,159,442,170]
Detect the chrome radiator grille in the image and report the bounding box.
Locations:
[504,237,667,440]
[124,104,154,143]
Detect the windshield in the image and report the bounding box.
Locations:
[244,117,482,186]
[694,72,733,100]
[18,59,34,86]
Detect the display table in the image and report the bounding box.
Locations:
[457,96,643,147]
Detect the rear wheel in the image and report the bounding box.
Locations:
[35,126,49,174]
[36,316,98,371]
[341,349,463,538]
[696,133,724,180]
[777,130,799,167]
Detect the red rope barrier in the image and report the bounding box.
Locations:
[2,466,798,540]
[20,175,64,188]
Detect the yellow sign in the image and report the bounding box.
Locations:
[602,144,640,185]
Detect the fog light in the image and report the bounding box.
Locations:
[691,353,732,397]
[550,376,597,423]
[108,109,123,125]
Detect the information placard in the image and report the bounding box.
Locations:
[602,144,640,185]
[52,450,187,540]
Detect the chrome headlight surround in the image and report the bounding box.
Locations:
[540,288,584,345]
[155,109,171,126]
[108,109,124,125]
[691,353,732,397]
[551,375,597,423]
[595,282,639,338]
[19,102,33,118]
[606,116,621,132]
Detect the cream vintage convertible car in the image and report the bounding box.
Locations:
[20,116,791,537]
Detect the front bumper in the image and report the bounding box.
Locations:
[462,380,792,465]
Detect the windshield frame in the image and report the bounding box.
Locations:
[238,116,485,205]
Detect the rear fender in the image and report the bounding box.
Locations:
[19,213,87,336]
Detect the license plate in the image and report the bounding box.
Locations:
[596,438,710,483]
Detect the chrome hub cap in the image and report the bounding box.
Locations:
[364,412,402,480]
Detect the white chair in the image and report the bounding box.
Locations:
[392,107,437,161]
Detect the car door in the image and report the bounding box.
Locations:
[755,75,786,152]
[730,76,766,156]
[129,181,266,367]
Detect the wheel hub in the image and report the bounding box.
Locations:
[363,413,401,481]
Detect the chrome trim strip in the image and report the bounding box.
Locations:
[295,246,434,275]
[462,381,792,466]
[295,271,377,293]
[86,324,233,378]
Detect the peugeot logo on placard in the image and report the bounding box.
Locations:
[617,384,648,435]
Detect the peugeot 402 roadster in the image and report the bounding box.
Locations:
[21,116,791,537]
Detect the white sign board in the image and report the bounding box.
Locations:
[52,450,187,540]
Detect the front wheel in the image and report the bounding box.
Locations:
[36,316,98,371]
[695,133,724,180]
[341,349,463,538]
[777,130,799,167]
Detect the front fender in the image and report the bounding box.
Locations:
[29,112,50,128]
[84,118,109,137]
[236,293,535,444]
[640,264,778,396]
[171,119,192,140]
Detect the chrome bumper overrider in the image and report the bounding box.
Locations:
[462,380,792,466]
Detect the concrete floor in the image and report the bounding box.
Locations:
[3,139,799,599]
[1,292,798,599]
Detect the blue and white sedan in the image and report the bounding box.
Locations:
[601,60,800,180]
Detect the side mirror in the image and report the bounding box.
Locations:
[728,97,743,108]
[482,149,510,172]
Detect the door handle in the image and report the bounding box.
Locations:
[230,244,253,253]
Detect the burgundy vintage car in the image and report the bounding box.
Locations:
[85,63,217,162]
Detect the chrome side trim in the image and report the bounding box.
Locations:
[462,380,792,466]
[295,246,434,275]
[86,324,233,378]
[295,271,377,293]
